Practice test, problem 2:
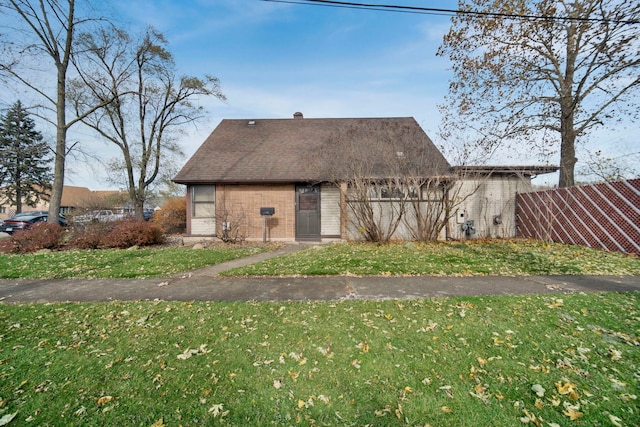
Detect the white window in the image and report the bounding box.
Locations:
[369,184,418,200]
[192,185,215,217]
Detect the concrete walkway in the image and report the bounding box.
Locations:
[0,244,638,303]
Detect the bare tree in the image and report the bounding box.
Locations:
[438,0,640,188]
[403,176,451,241]
[577,150,639,184]
[0,0,113,222]
[313,120,452,242]
[214,194,247,243]
[69,26,226,220]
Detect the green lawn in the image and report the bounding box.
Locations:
[1,240,638,425]
[0,244,277,279]
[1,240,636,280]
[1,293,638,426]
[223,240,640,277]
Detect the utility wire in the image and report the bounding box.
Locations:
[262,0,640,25]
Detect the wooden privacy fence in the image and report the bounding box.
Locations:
[516,179,640,254]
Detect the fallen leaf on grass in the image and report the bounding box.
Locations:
[608,413,623,427]
[0,413,17,426]
[608,347,622,361]
[556,380,579,400]
[610,377,627,391]
[288,371,299,380]
[356,341,370,352]
[563,408,583,420]
[562,402,583,420]
[97,396,114,405]
[546,299,564,308]
[176,344,211,360]
[520,409,542,426]
[531,384,545,397]
[208,404,229,418]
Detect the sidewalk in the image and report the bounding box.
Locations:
[0,244,638,303]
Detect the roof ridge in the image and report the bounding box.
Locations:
[222,116,417,121]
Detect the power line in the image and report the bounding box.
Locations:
[261,0,640,25]
[262,0,451,16]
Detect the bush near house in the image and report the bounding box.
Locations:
[0,222,64,254]
[152,196,186,233]
[0,219,165,253]
[100,219,165,248]
[67,221,115,250]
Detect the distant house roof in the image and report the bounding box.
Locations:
[173,115,451,184]
[452,165,559,177]
[60,186,126,208]
[60,185,92,207]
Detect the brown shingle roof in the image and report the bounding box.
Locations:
[60,186,92,207]
[174,116,451,183]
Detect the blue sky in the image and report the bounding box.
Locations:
[3,0,636,189]
[113,0,453,126]
[62,0,467,189]
[103,0,637,189]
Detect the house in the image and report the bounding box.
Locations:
[0,185,128,219]
[448,166,558,240]
[173,113,557,242]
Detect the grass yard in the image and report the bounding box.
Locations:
[1,293,639,426]
[223,240,640,277]
[0,244,277,279]
[0,240,637,279]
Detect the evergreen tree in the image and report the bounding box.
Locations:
[0,101,53,213]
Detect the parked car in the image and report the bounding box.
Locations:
[129,209,155,221]
[143,209,155,221]
[0,213,66,234]
[74,210,128,224]
[11,211,48,217]
[1,211,48,229]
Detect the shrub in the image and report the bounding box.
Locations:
[0,236,16,254]
[101,219,165,248]
[67,221,116,250]
[153,197,186,234]
[0,222,64,253]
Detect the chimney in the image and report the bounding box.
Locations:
[293,112,303,119]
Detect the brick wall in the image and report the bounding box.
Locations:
[217,184,296,240]
[516,179,640,254]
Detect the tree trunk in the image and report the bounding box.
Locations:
[559,20,578,189]
[48,67,67,223]
[559,92,577,188]
[559,130,576,188]
[15,186,22,214]
[134,196,145,221]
